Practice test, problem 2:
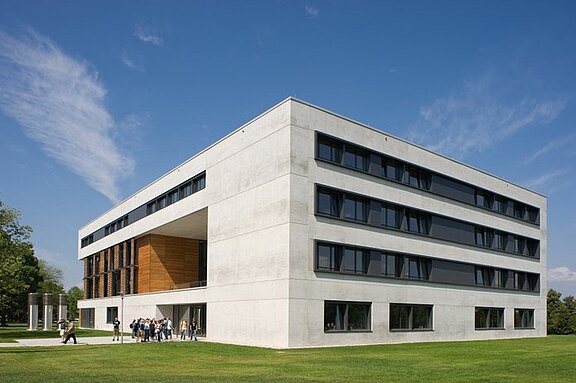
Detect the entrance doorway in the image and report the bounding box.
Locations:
[173,303,206,337]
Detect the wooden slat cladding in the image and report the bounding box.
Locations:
[137,234,200,293]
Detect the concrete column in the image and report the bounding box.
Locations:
[43,293,53,331]
[57,294,68,322]
[28,293,40,331]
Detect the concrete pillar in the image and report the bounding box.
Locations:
[43,293,53,331]
[28,293,40,331]
[57,294,68,322]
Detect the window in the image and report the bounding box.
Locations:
[192,173,206,192]
[514,203,525,219]
[493,231,506,251]
[475,267,492,287]
[147,201,157,215]
[527,239,539,258]
[515,272,539,291]
[381,204,400,229]
[475,190,492,208]
[406,211,429,235]
[106,307,118,324]
[406,257,430,280]
[514,309,534,329]
[342,247,367,274]
[493,196,507,214]
[405,167,430,190]
[157,195,167,210]
[317,189,340,217]
[390,304,433,331]
[316,243,341,272]
[343,146,369,171]
[383,253,398,277]
[383,158,402,181]
[527,207,538,223]
[167,189,179,205]
[475,228,493,248]
[475,307,504,330]
[513,236,526,255]
[493,269,507,288]
[324,301,371,332]
[317,135,343,163]
[180,181,192,199]
[343,195,367,222]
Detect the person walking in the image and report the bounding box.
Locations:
[62,320,77,344]
[112,317,121,341]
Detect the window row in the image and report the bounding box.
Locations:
[80,171,206,248]
[316,132,539,225]
[315,241,540,292]
[316,185,540,259]
[475,227,539,257]
[146,172,206,215]
[475,307,535,330]
[324,301,535,333]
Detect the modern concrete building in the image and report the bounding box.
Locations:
[77,98,546,348]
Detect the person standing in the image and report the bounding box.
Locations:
[62,320,77,344]
[180,320,188,340]
[190,319,198,341]
[112,317,120,341]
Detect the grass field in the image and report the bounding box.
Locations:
[0,325,574,382]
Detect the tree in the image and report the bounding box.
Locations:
[0,201,42,326]
[562,295,576,333]
[67,286,84,320]
[547,289,575,335]
[37,259,65,295]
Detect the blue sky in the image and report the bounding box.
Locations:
[0,1,575,296]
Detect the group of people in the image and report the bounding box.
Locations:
[57,319,77,344]
[127,317,199,342]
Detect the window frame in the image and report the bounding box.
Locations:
[324,301,372,333]
[389,303,433,331]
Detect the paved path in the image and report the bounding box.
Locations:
[0,336,119,347]
[0,337,201,348]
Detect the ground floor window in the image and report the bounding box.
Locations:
[80,308,95,328]
[514,309,534,329]
[324,301,371,332]
[475,307,504,330]
[106,306,118,323]
[389,304,433,331]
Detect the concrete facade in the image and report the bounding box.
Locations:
[78,98,546,348]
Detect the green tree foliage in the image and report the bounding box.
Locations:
[547,289,576,334]
[37,259,65,295]
[0,201,42,325]
[67,286,84,320]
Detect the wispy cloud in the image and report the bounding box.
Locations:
[120,51,144,72]
[0,28,134,203]
[523,169,569,191]
[305,4,319,19]
[408,75,565,159]
[525,134,576,164]
[134,24,163,46]
[549,266,576,283]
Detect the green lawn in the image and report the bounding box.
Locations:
[0,330,574,382]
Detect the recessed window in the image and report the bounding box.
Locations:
[493,231,506,251]
[317,135,343,163]
[192,173,206,192]
[383,158,402,181]
[493,196,507,214]
[405,167,430,190]
[475,267,492,287]
[106,306,118,324]
[514,203,525,219]
[343,146,369,172]
[383,253,398,277]
[381,204,400,229]
[407,211,429,235]
[475,307,504,330]
[317,189,340,217]
[324,301,371,332]
[343,195,368,222]
[406,257,430,280]
[390,304,433,331]
[514,309,534,329]
[342,247,367,274]
[316,243,341,271]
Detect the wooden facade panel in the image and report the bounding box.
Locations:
[137,234,200,293]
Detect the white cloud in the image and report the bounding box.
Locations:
[0,28,134,203]
[523,169,568,190]
[408,75,565,159]
[134,24,163,46]
[120,51,144,72]
[525,134,576,164]
[549,266,576,283]
[305,4,319,19]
